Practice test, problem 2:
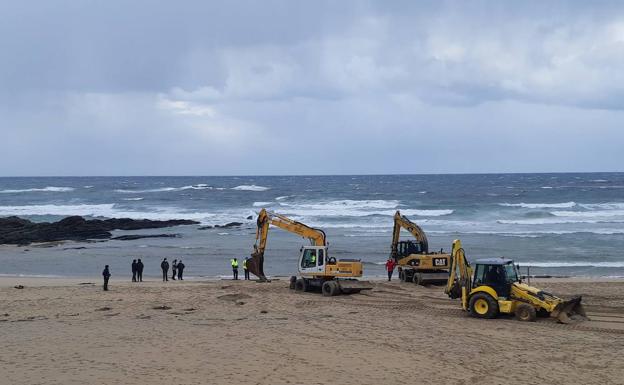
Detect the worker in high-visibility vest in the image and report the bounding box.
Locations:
[231,258,239,280]
[243,257,250,280]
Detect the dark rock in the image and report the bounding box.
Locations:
[0,216,198,245]
[112,234,180,241]
[200,222,242,229]
[14,285,24,289]
[215,222,243,228]
[246,215,253,220]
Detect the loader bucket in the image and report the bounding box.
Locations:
[247,251,268,282]
[551,296,588,324]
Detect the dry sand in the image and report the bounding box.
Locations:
[1,277,623,385]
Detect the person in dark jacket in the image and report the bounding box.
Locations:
[177,260,185,280]
[171,259,178,280]
[131,259,138,282]
[102,265,111,291]
[161,258,169,282]
[136,259,144,282]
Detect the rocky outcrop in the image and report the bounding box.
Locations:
[0,216,198,246]
[198,222,243,230]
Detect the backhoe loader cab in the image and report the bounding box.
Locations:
[472,258,520,298]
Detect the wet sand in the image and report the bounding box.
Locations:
[1,277,623,385]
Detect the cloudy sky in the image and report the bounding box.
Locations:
[1,1,623,176]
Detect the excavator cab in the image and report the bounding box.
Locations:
[299,246,326,274]
[395,240,425,259]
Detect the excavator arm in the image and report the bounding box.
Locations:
[445,240,471,310]
[391,210,429,258]
[247,208,326,281]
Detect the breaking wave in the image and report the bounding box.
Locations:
[517,261,624,268]
[115,184,212,193]
[0,203,255,224]
[499,202,576,209]
[231,185,270,191]
[275,199,453,218]
[0,186,75,193]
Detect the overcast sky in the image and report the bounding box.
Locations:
[1,1,623,176]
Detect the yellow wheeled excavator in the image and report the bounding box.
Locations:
[246,208,372,296]
[391,210,450,285]
[445,240,587,323]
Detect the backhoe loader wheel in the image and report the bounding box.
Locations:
[294,278,305,292]
[469,293,499,319]
[515,304,537,322]
[322,281,338,297]
[289,276,297,290]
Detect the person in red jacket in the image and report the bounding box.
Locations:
[385,258,396,281]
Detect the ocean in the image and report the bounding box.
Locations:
[1,173,623,279]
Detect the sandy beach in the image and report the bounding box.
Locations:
[1,277,623,385]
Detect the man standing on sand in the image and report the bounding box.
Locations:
[231,258,239,280]
[385,257,396,281]
[137,259,144,282]
[171,259,178,280]
[177,260,185,280]
[161,258,169,282]
[243,257,250,280]
[131,259,138,282]
[102,265,111,291]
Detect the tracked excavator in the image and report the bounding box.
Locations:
[246,208,372,296]
[391,210,450,285]
[445,240,587,323]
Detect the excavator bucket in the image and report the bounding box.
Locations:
[247,251,268,282]
[551,296,588,324]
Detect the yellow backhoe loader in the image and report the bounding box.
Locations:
[391,210,450,285]
[445,240,587,323]
[246,208,372,296]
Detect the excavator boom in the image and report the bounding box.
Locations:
[247,208,326,281]
[391,210,429,257]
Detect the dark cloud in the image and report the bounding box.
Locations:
[0,1,623,175]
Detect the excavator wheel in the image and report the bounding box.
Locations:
[322,281,338,297]
[515,303,537,322]
[469,293,499,319]
[289,276,297,290]
[294,278,306,292]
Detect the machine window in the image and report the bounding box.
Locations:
[318,249,324,266]
[301,249,317,268]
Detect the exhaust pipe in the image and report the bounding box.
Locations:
[551,296,588,324]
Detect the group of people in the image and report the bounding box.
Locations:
[131,259,145,282]
[230,257,250,280]
[101,256,256,291]
[160,258,186,281]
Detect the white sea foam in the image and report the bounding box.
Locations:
[122,197,144,201]
[540,186,553,189]
[497,218,624,225]
[550,210,624,218]
[591,179,609,183]
[252,202,272,207]
[517,261,624,268]
[0,203,219,222]
[275,199,452,218]
[499,202,576,209]
[0,186,75,193]
[231,185,270,191]
[275,196,290,201]
[115,184,213,193]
